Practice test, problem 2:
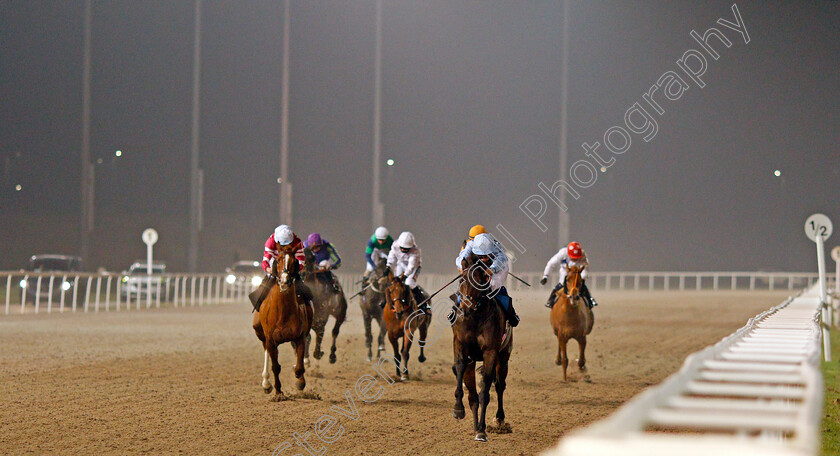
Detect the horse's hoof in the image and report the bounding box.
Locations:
[555,358,561,366]
[271,392,290,402]
[378,345,385,352]
[418,354,426,363]
[366,354,372,362]
[262,385,273,394]
[400,374,409,382]
[474,432,487,442]
[296,378,306,391]
[313,350,323,360]
[453,408,466,420]
[329,354,337,364]
[579,365,587,372]
[304,357,311,367]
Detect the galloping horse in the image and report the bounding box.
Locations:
[301,248,347,364]
[550,265,594,381]
[252,251,313,401]
[452,253,513,442]
[359,257,388,362]
[382,272,429,381]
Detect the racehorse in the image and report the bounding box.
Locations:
[452,253,513,442]
[301,248,347,364]
[252,251,313,401]
[382,272,429,381]
[359,257,388,362]
[550,264,594,381]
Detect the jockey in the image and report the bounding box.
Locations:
[303,232,342,293]
[456,232,520,327]
[362,226,393,287]
[385,231,431,315]
[250,224,312,311]
[540,241,597,309]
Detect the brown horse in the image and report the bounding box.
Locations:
[301,248,347,364]
[452,253,512,442]
[252,251,313,401]
[382,272,429,381]
[360,256,388,362]
[550,265,594,381]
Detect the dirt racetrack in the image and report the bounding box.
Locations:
[0,289,791,455]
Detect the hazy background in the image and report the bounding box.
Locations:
[1,1,838,273]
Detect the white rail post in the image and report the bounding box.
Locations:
[806,213,832,361]
[5,275,11,315]
[817,235,831,361]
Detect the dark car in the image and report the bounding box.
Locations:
[20,254,83,301]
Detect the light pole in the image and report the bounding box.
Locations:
[371,0,384,231]
[188,0,203,273]
[557,0,570,250]
[80,0,93,265]
[279,0,292,227]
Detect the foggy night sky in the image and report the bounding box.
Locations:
[1,1,838,273]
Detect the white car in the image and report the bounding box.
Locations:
[121,261,167,298]
[225,261,263,289]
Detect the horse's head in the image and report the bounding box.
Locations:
[272,251,298,291]
[457,253,493,314]
[302,247,316,273]
[565,265,585,300]
[370,257,389,293]
[385,273,411,317]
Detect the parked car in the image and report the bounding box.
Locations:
[20,254,83,301]
[121,261,167,299]
[225,260,263,289]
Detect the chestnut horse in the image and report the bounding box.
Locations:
[252,251,313,401]
[360,257,388,362]
[382,272,429,381]
[452,253,513,442]
[301,248,347,364]
[550,265,594,381]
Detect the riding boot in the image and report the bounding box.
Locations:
[581,282,597,309]
[249,275,274,312]
[496,287,519,327]
[545,282,563,308]
[296,279,314,306]
[412,287,431,316]
[329,272,341,294]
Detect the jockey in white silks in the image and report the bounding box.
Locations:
[540,241,598,309]
[386,231,431,315]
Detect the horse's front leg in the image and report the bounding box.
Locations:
[493,354,509,427]
[294,336,307,391]
[400,334,412,381]
[313,319,326,360]
[417,315,429,363]
[376,314,386,359]
[464,361,479,431]
[475,351,497,442]
[329,299,346,364]
[452,351,468,420]
[261,349,272,394]
[559,336,569,381]
[363,312,374,362]
[577,336,587,372]
[267,343,287,402]
[389,333,402,381]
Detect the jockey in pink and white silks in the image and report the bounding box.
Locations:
[385,231,431,315]
[456,232,520,327]
[540,241,598,309]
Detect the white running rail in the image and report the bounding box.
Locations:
[544,283,828,456]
